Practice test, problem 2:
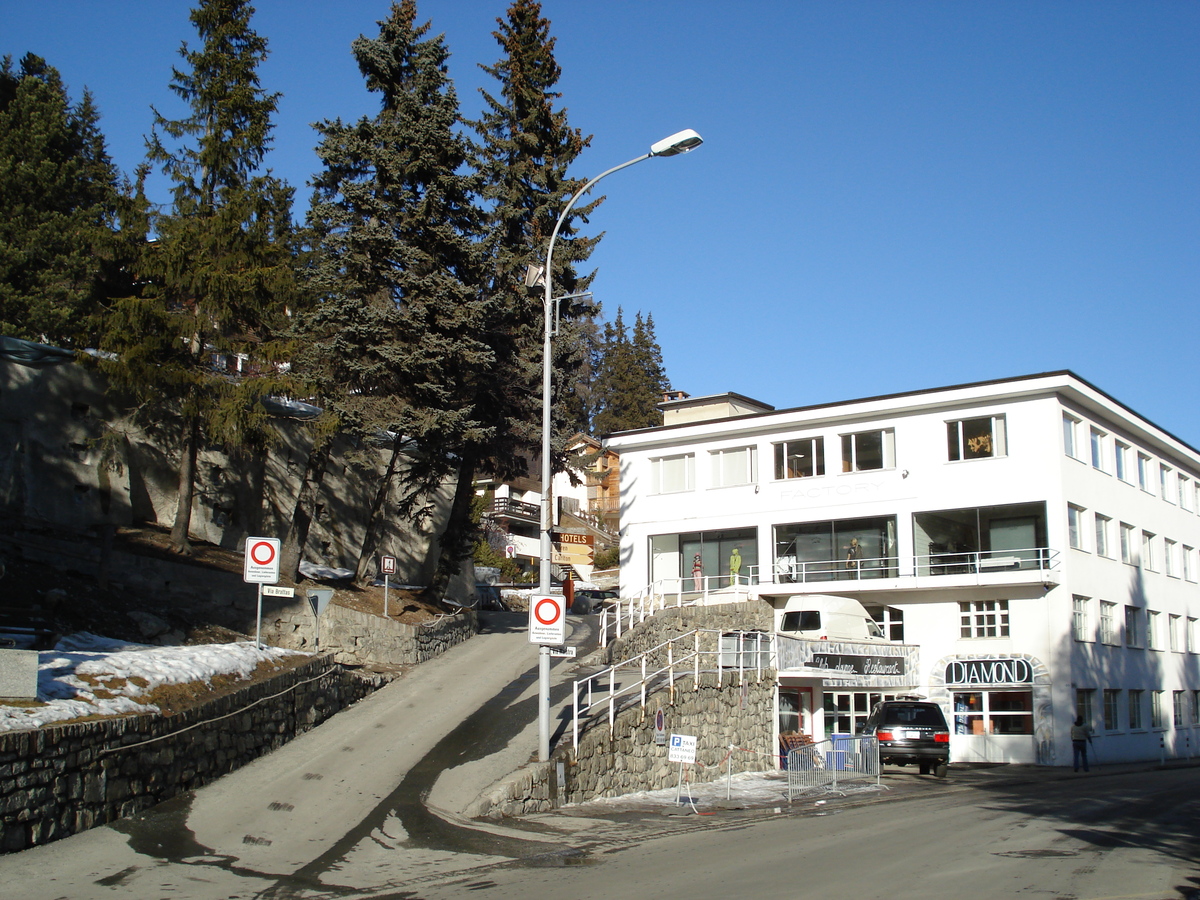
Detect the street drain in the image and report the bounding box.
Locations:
[994,849,1080,859]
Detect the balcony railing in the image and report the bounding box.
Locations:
[482,497,539,523]
[766,547,1058,584]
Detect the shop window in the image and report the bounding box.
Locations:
[1103,690,1120,732]
[840,429,894,473]
[823,691,898,736]
[952,690,1032,735]
[959,600,1009,638]
[773,437,824,480]
[709,445,756,488]
[674,527,758,589]
[1128,689,1144,730]
[947,415,1006,461]
[774,516,897,583]
[650,453,694,494]
[914,502,1047,575]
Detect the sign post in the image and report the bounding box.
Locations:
[243,537,281,649]
[380,555,397,617]
[307,588,334,652]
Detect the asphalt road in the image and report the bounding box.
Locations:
[1,610,1198,900]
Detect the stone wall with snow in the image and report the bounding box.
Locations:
[0,655,385,852]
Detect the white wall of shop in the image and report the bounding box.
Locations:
[607,373,1200,766]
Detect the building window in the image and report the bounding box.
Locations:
[773,437,824,480]
[1115,441,1130,482]
[1094,514,1111,558]
[1173,692,1186,727]
[1180,475,1192,511]
[1193,691,1200,726]
[650,453,695,494]
[1075,688,1095,728]
[1164,538,1178,577]
[865,604,904,641]
[1184,546,1196,582]
[953,690,1033,735]
[1068,505,1086,551]
[1141,530,1156,570]
[1119,523,1135,564]
[914,502,1047,574]
[841,429,894,473]
[1160,464,1174,503]
[1151,691,1164,729]
[1125,606,1142,648]
[1089,427,1106,471]
[1129,689,1144,730]
[959,600,1009,638]
[709,446,756,488]
[1103,689,1120,732]
[774,516,897,582]
[1063,414,1080,459]
[1188,617,1198,653]
[947,415,1006,461]
[1146,610,1160,650]
[1072,596,1090,642]
[1138,453,1153,493]
[1169,614,1181,652]
[1100,601,1117,645]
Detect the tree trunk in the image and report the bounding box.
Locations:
[170,414,199,554]
[353,436,403,584]
[424,453,478,607]
[280,436,333,581]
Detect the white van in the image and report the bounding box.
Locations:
[773,594,886,641]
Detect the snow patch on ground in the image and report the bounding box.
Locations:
[0,633,308,733]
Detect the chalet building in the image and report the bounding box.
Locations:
[605,372,1200,766]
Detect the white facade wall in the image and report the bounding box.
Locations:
[607,373,1200,767]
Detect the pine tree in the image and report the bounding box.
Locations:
[592,307,670,434]
[297,0,490,593]
[0,54,121,345]
[95,0,298,553]
[469,0,599,530]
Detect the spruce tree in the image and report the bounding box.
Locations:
[299,0,489,593]
[95,0,298,553]
[0,54,121,345]
[592,307,670,434]
[469,0,599,529]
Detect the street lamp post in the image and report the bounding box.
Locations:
[537,129,704,763]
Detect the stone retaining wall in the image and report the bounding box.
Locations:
[0,656,387,853]
[471,601,778,817]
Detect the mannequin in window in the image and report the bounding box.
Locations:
[692,554,703,591]
[729,546,742,586]
[845,538,863,573]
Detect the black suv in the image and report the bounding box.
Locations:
[859,700,950,776]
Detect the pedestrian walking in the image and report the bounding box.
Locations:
[1071,715,1093,772]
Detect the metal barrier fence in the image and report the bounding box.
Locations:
[786,735,880,798]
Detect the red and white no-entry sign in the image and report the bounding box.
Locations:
[244,537,281,584]
[528,594,566,645]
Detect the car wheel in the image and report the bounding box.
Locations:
[935,763,948,778]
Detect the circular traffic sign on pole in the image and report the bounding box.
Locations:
[243,537,281,584]
[528,594,566,645]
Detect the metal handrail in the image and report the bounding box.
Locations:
[572,629,774,750]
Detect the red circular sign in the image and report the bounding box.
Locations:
[534,597,562,625]
[250,541,277,565]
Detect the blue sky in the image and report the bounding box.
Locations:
[5,2,1198,444]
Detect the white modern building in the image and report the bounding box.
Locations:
[605,372,1200,767]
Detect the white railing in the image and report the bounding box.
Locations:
[598,576,754,647]
[572,629,773,750]
[913,546,1058,577]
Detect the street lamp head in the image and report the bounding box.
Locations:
[649,128,704,157]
